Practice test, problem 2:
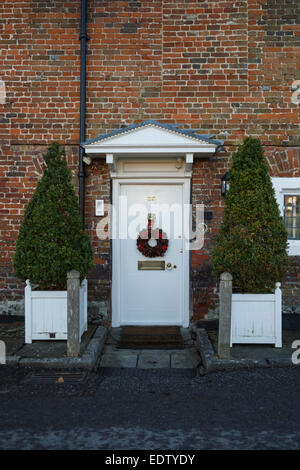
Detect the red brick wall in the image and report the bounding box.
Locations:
[0,0,299,319]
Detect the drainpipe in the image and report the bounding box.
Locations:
[78,0,89,224]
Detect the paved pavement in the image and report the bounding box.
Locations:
[197,327,300,373]
[0,322,98,358]
[0,321,201,369]
[100,328,201,369]
[1,318,299,372]
[208,329,300,361]
[0,366,299,449]
[0,321,107,369]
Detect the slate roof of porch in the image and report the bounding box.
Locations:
[82,119,224,152]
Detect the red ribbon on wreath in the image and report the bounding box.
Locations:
[136,217,169,258]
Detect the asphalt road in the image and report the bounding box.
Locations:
[0,366,299,450]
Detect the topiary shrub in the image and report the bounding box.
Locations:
[212,137,289,293]
[13,142,94,290]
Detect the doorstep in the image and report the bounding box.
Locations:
[196,328,300,374]
[100,327,201,369]
[0,321,107,370]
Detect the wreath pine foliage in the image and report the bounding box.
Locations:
[136,219,168,258]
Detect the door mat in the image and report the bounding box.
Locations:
[118,326,183,349]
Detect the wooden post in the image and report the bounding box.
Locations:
[67,270,80,357]
[218,272,232,358]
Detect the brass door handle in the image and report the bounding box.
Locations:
[166,263,177,270]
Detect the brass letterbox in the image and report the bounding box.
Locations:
[138,260,165,271]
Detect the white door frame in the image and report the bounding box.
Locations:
[111,177,191,327]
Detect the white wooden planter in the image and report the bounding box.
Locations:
[25,279,88,343]
[230,283,282,347]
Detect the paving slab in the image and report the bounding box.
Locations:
[170,349,201,369]
[100,351,138,368]
[101,344,138,355]
[137,350,171,369]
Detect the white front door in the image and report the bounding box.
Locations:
[118,183,185,326]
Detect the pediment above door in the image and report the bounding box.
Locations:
[82,119,223,175]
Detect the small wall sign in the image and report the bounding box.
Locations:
[95,199,104,216]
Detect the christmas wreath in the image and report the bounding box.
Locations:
[136,217,169,258]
